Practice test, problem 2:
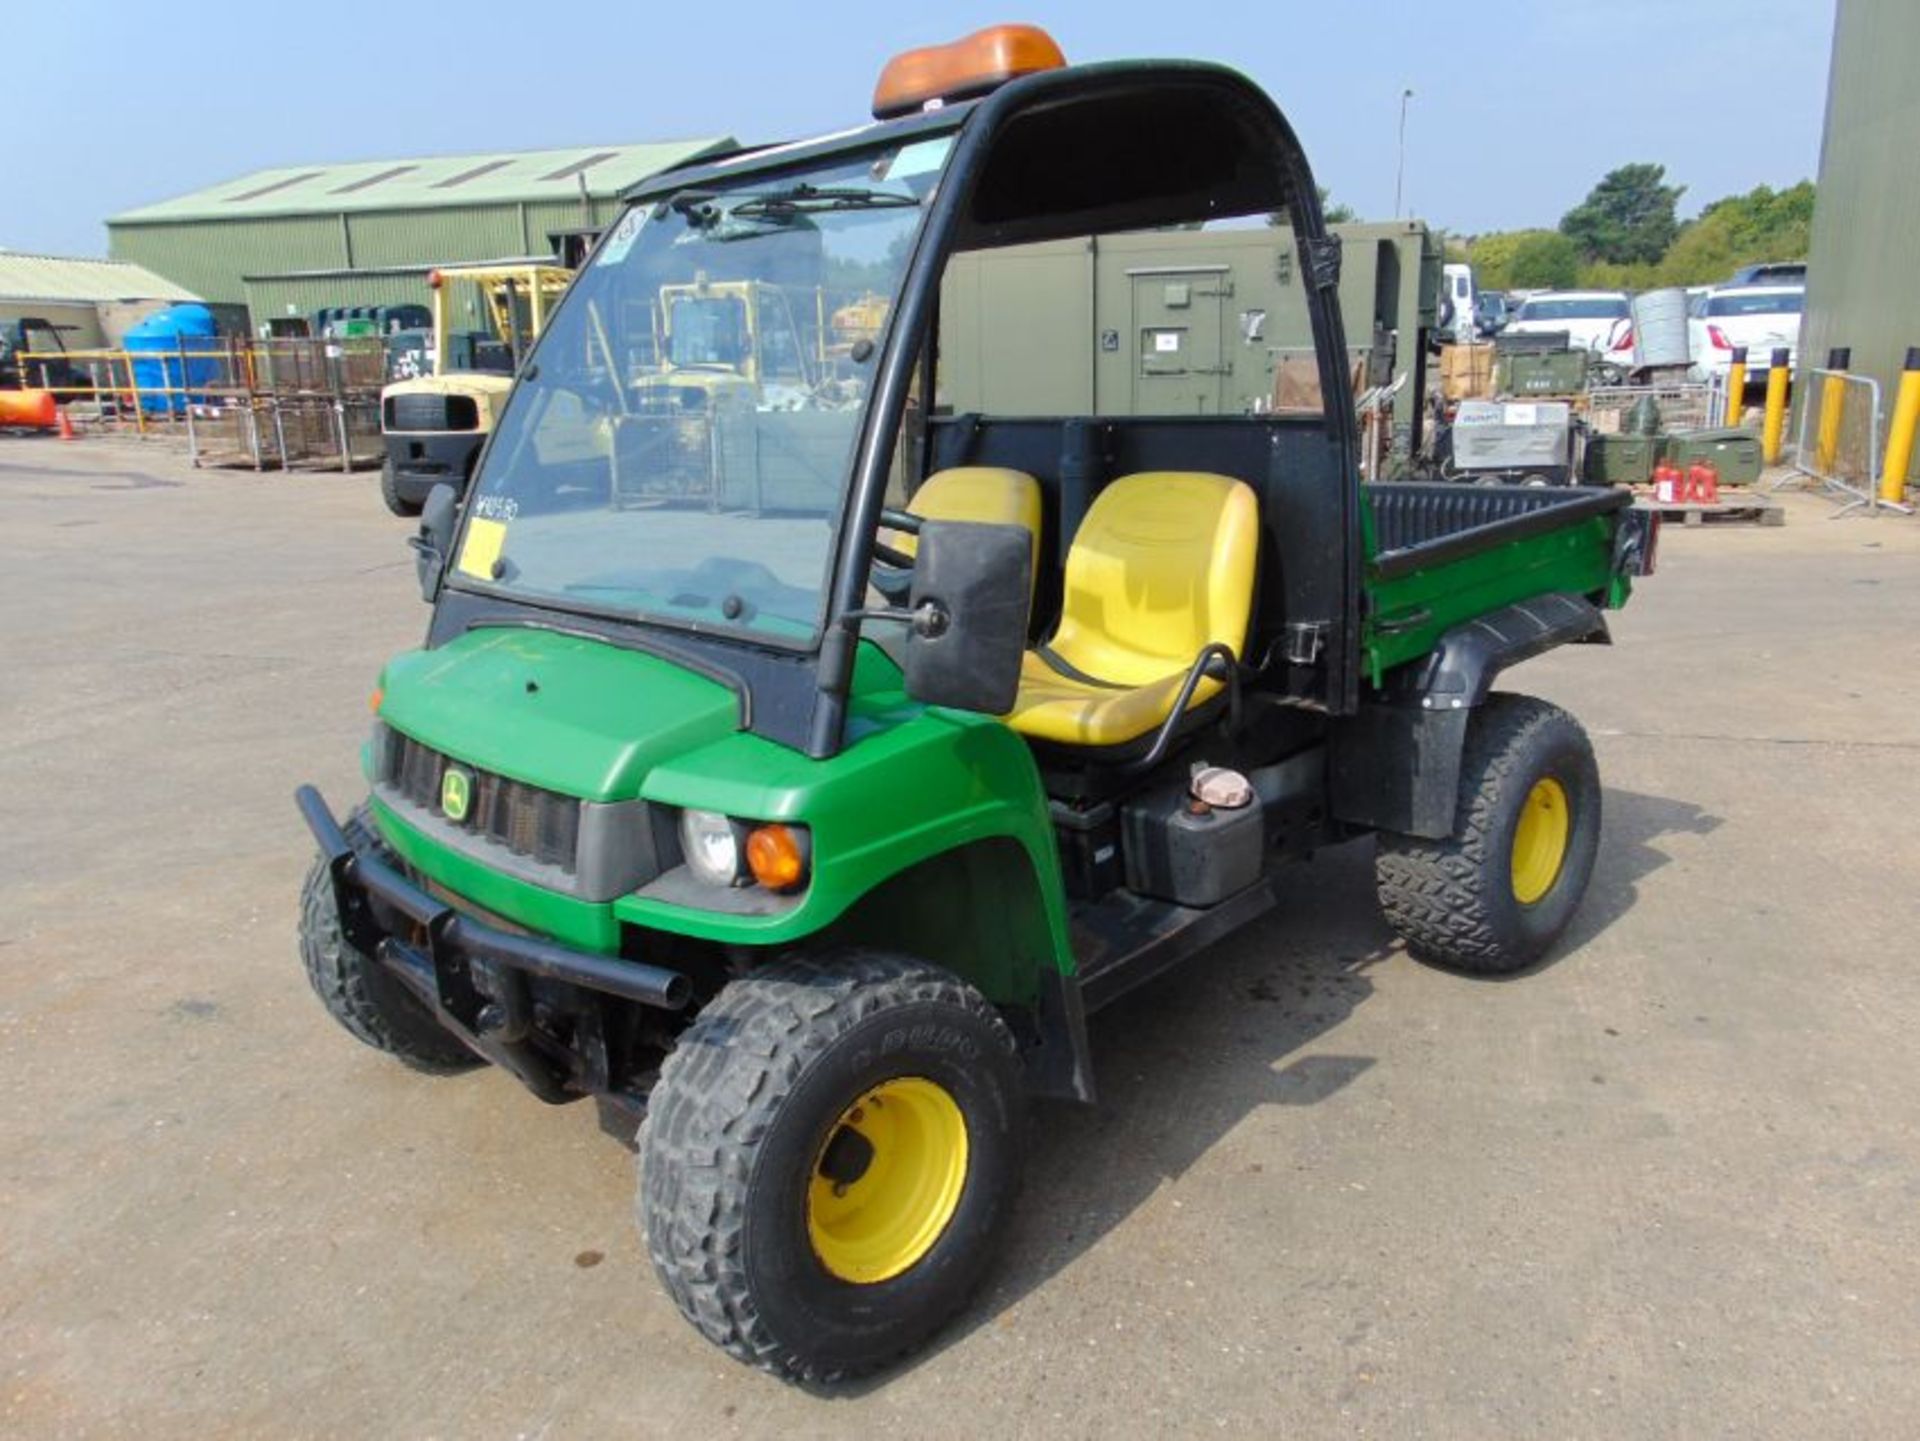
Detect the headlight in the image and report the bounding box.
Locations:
[676,810,812,893]
[680,809,743,886]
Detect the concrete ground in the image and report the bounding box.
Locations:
[4,437,1919,1439]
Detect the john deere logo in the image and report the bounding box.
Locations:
[441,767,473,822]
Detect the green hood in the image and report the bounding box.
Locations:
[378,628,738,803]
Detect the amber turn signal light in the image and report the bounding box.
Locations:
[369,686,384,714]
[872,24,1067,119]
[745,823,810,892]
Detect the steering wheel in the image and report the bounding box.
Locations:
[871,538,917,570]
[874,506,923,569]
[869,508,923,603]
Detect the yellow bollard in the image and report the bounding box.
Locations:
[1815,346,1850,474]
[1882,345,1920,505]
[1762,346,1792,465]
[1724,346,1747,426]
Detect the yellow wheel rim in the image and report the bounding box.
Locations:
[806,1076,969,1285]
[1511,776,1571,905]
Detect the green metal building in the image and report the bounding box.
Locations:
[938,221,1441,453]
[106,138,734,332]
[1801,0,1920,485]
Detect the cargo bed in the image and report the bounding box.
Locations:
[1361,482,1633,678]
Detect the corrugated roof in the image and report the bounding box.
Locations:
[0,251,200,303]
[109,138,734,225]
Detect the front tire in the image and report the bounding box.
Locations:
[380,458,420,517]
[1375,694,1602,974]
[298,805,479,1071]
[638,951,1025,1383]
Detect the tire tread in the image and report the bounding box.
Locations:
[1375,694,1590,974]
[638,951,1016,1383]
[297,806,477,1071]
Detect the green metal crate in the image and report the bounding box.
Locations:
[1584,432,1658,486]
[1496,349,1590,398]
[1659,427,1764,485]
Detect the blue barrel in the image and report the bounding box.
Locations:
[123,304,221,414]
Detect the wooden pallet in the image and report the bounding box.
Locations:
[1630,489,1785,527]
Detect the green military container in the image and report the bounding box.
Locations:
[1659,427,1765,485]
[1584,432,1659,486]
[1496,348,1590,397]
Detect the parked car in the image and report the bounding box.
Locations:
[1688,285,1803,385]
[1728,261,1806,287]
[1502,290,1631,353]
[1473,290,1510,336]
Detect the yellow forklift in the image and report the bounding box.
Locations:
[614,275,849,506]
[613,277,895,508]
[378,262,574,515]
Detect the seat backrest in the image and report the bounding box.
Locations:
[903,465,1040,546]
[1050,471,1259,684]
[897,467,1043,597]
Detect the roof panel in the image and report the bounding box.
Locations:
[0,251,201,303]
[539,150,620,182]
[330,164,418,195]
[109,137,735,224]
[433,159,513,190]
[225,171,325,203]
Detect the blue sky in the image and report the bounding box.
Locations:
[12,0,1834,257]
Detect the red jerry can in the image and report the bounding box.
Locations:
[1686,461,1720,504]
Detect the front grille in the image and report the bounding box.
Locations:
[382,729,581,874]
[384,392,479,432]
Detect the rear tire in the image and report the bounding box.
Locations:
[298,805,478,1071]
[380,458,420,517]
[638,951,1024,1383]
[1375,694,1601,974]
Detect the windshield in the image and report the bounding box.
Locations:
[1516,296,1629,322]
[1706,290,1803,317]
[450,136,952,646]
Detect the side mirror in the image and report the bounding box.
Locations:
[411,482,459,602]
[902,520,1031,715]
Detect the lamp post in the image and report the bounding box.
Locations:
[1394,87,1414,219]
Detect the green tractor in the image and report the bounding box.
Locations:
[297,23,1657,1383]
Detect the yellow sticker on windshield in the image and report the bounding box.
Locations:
[457,517,507,580]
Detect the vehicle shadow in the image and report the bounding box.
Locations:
[822,783,1719,1392]
[818,837,1397,1397]
[1478,785,1724,981]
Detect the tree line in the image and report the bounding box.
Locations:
[1460,163,1814,292]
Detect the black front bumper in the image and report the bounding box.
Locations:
[297,785,688,1100]
[384,432,484,504]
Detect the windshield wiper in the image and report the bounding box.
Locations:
[728,184,920,221]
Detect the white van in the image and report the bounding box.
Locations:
[1442,263,1476,344]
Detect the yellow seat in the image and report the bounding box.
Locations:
[894,467,1043,603]
[1006,471,1258,749]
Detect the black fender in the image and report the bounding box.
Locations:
[1330,594,1608,839]
[1416,592,1610,710]
[819,835,1095,1104]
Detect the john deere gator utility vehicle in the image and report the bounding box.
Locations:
[297,24,1657,1382]
[377,261,573,516]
